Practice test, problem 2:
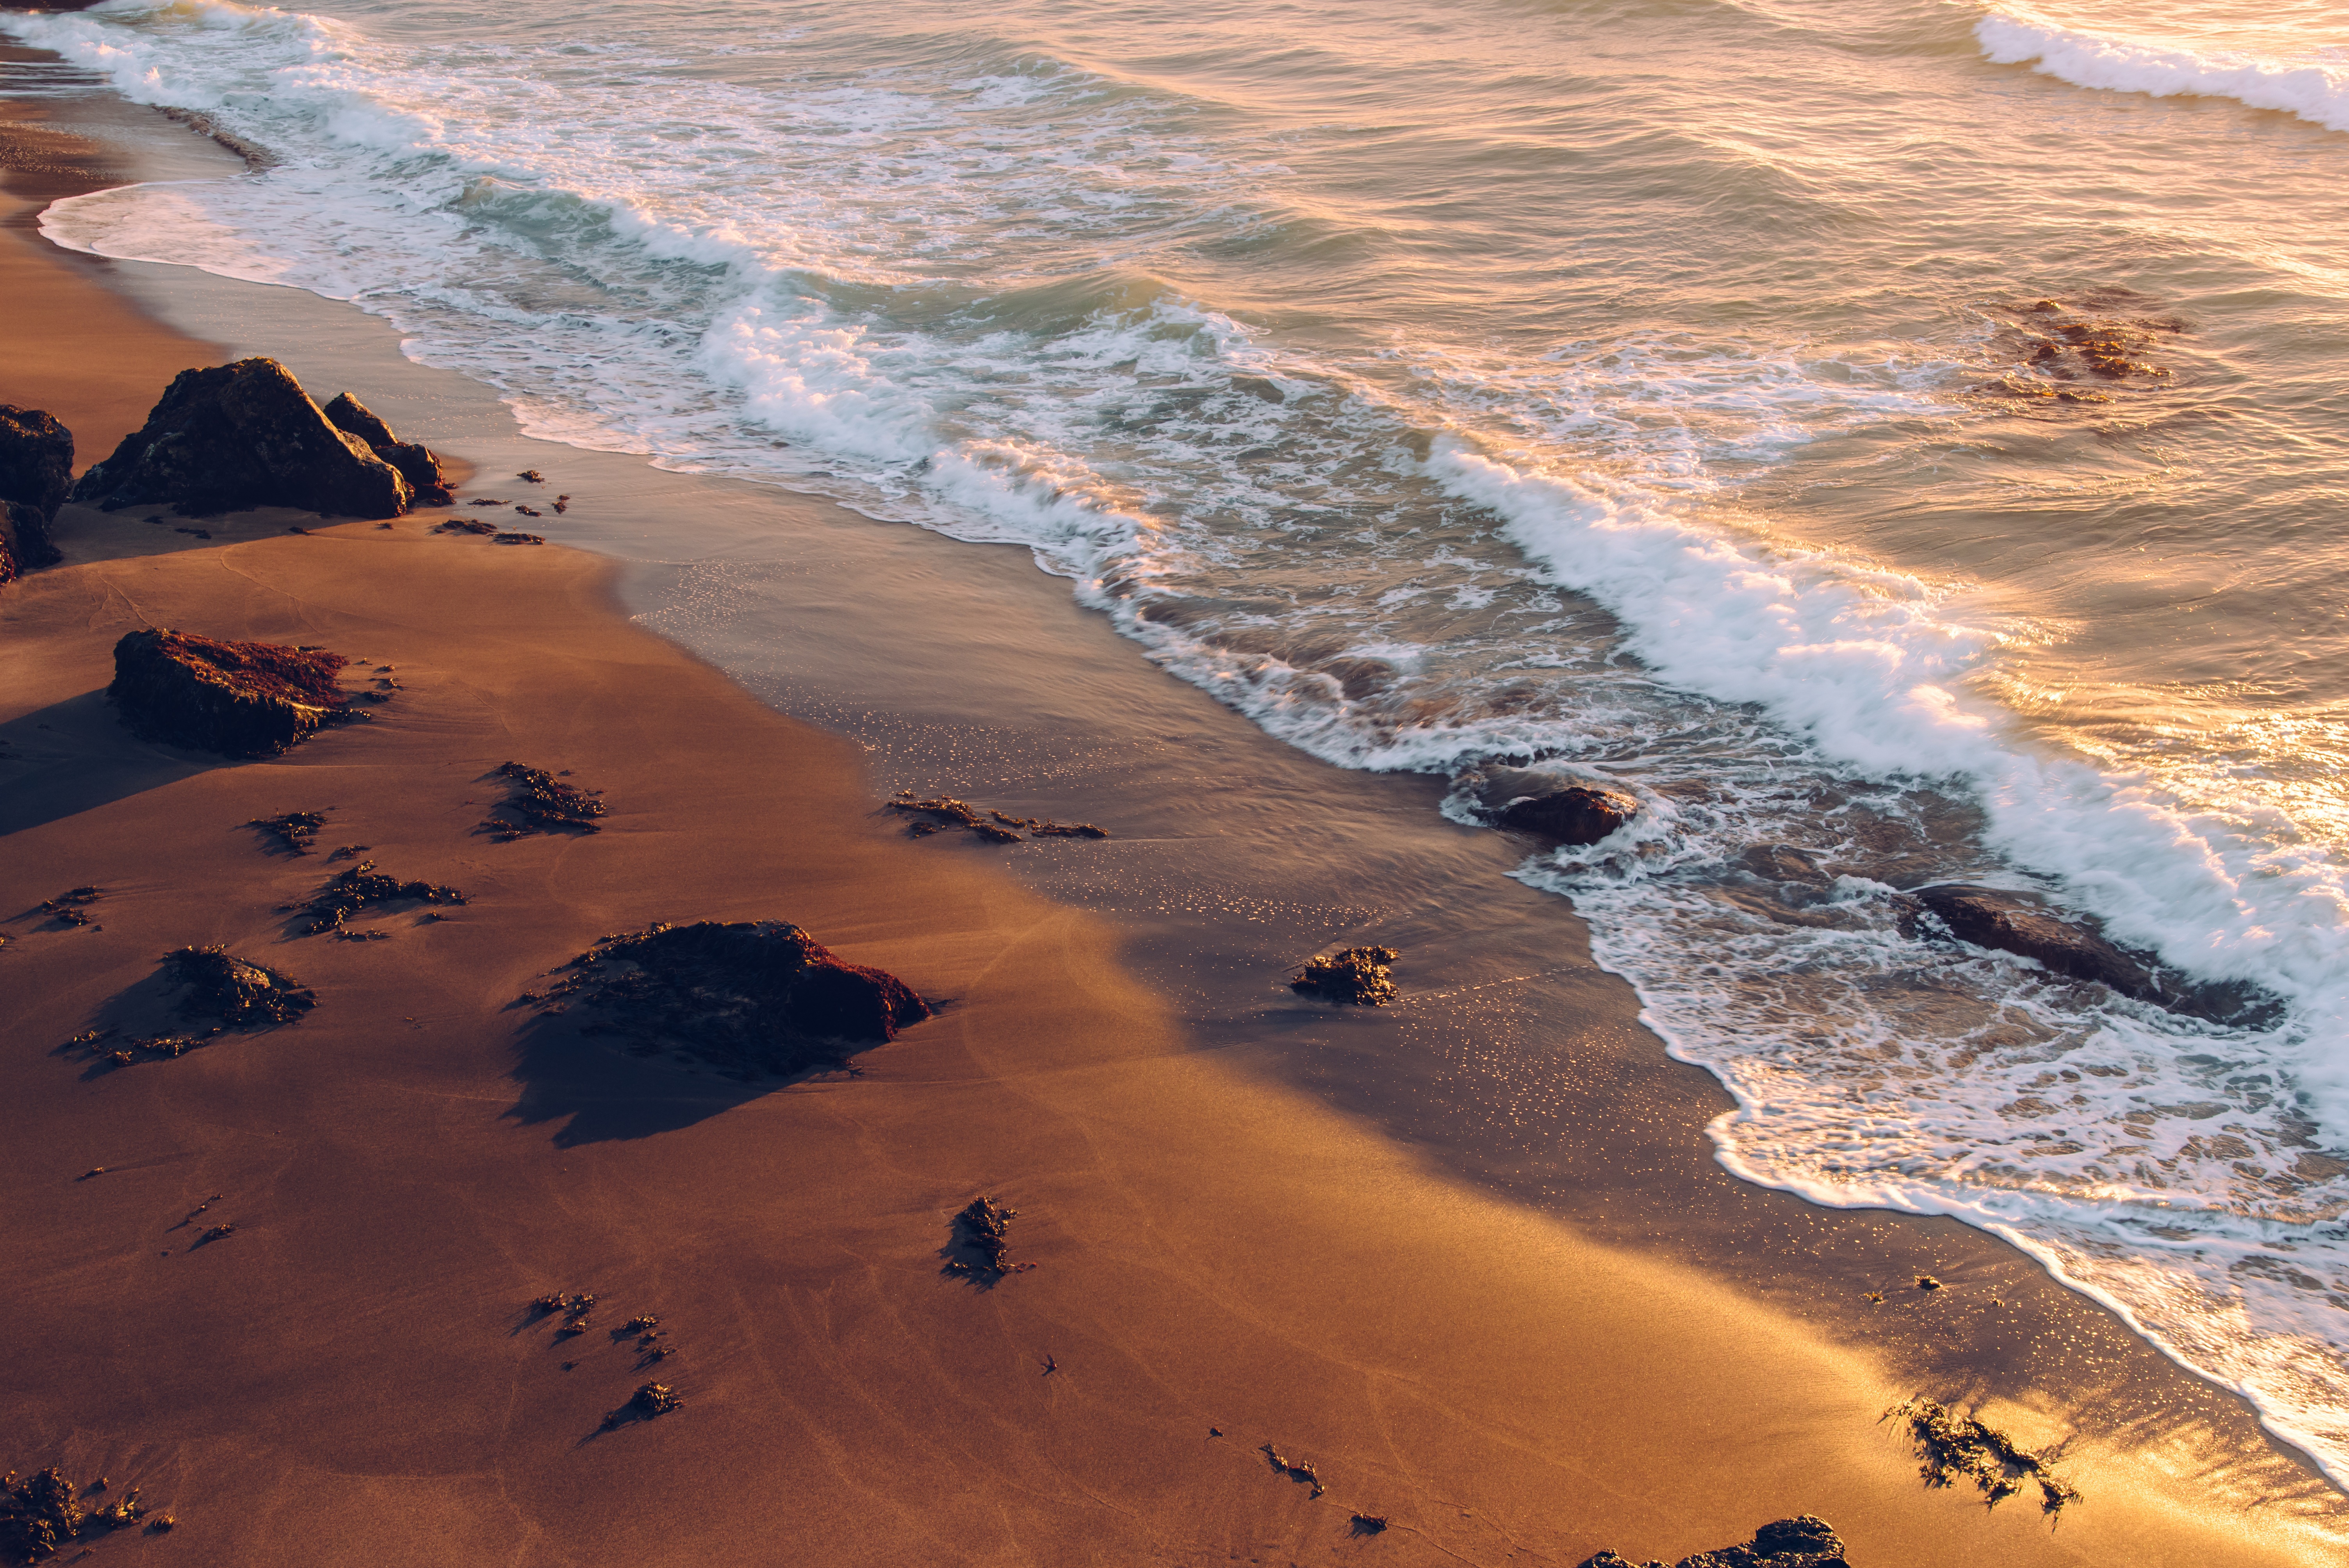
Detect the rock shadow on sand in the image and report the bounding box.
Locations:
[0,690,233,837]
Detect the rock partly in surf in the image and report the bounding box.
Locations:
[0,403,73,578]
[73,358,413,518]
[1290,946,1400,1006]
[1577,1515,1849,1568]
[1910,884,2154,996]
[108,627,355,757]
[1458,766,1638,846]
[323,392,454,506]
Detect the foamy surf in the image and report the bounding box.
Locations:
[1978,10,2349,134]
[12,0,2349,1488]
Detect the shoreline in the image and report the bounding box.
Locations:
[4,58,2345,1565]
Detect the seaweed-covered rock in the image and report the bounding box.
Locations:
[1911,885,2154,996]
[1579,1516,1848,1568]
[546,920,930,1075]
[323,392,453,506]
[72,358,412,518]
[109,628,354,757]
[165,946,315,1026]
[0,404,73,577]
[1290,946,1399,1006]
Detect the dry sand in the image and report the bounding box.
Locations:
[4,91,2345,1568]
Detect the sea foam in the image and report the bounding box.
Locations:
[1978,11,2349,134]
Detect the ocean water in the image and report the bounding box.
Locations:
[11,0,2349,1479]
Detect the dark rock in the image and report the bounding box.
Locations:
[1460,766,1639,845]
[540,919,930,1076]
[165,946,315,1026]
[72,359,412,518]
[1738,845,1830,886]
[0,404,74,576]
[323,392,453,505]
[1290,946,1399,1006]
[1578,1515,1848,1568]
[483,761,606,836]
[1499,784,1637,845]
[1910,884,2155,996]
[108,628,354,757]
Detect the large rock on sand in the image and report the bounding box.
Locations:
[0,404,73,578]
[324,392,453,506]
[73,358,412,518]
[543,920,932,1076]
[109,627,353,757]
[1579,1515,1848,1568]
[1911,883,2155,996]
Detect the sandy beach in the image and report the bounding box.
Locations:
[5,61,2347,1568]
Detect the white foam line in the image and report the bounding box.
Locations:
[1979,11,2349,135]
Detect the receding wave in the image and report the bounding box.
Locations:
[1978,11,2349,134]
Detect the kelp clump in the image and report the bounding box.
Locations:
[165,946,315,1026]
[1578,1515,1848,1568]
[541,920,930,1076]
[1290,946,1399,1006]
[1882,1396,2081,1515]
[300,860,468,934]
[482,761,606,839]
[246,809,328,855]
[2,1468,149,1561]
[601,1383,683,1430]
[943,1196,1034,1281]
[886,793,1109,842]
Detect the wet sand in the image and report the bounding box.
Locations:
[3,75,2344,1568]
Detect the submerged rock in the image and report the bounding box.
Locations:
[545,919,930,1076]
[109,628,355,757]
[165,945,315,1026]
[0,403,73,577]
[1910,884,2154,996]
[73,358,412,518]
[1578,1515,1848,1568]
[323,392,454,506]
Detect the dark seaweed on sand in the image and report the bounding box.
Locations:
[600,1382,683,1430]
[1259,1443,1323,1499]
[164,946,315,1026]
[1882,1395,2081,1515]
[943,1196,1035,1281]
[246,809,328,855]
[1290,946,1398,1006]
[480,761,606,839]
[886,792,1108,842]
[2,1467,150,1561]
[36,887,102,928]
[300,860,468,934]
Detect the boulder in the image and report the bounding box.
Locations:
[323,392,454,505]
[1499,784,1638,845]
[1910,884,2155,997]
[0,404,73,576]
[72,358,412,518]
[109,627,353,757]
[542,920,931,1076]
[1579,1515,1848,1568]
[1460,765,1639,846]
